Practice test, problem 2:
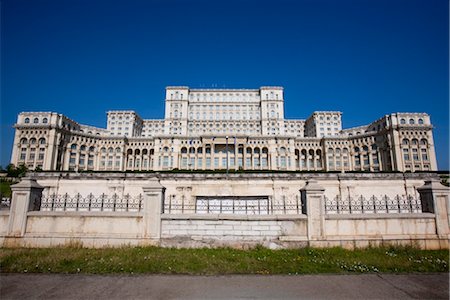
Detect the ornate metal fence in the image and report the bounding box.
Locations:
[324,195,422,214]
[40,193,143,212]
[1,196,11,210]
[164,195,303,215]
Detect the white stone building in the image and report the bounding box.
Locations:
[10,86,438,172]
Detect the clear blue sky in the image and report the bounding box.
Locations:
[1,0,449,169]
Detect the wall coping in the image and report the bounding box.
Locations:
[161,213,307,221]
[25,171,440,181]
[325,213,435,220]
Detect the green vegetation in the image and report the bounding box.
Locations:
[0,180,13,198]
[4,164,28,178]
[0,246,448,275]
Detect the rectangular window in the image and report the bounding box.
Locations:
[412,149,419,161]
[280,157,286,167]
[261,157,267,167]
[79,154,85,165]
[38,153,45,160]
[421,149,428,161]
[181,157,187,168]
[363,154,369,166]
[246,157,251,167]
[254,157,260,167]
[403,148,410,161]
[214,157,219,168]
[372,153,379,164]
[163,156,169,167]
[230,157,235,167]
[69,157,76,164]
[206,157,211,168]
[222,157,227,168]
[198,157,203,168]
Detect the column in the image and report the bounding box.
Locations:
[7,177,44,237]
[417,179,450,240]
[142,179,165,240]
[300,180,325,242]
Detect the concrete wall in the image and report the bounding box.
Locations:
[161,215,307,248]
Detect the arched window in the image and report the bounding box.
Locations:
[362,146,369,152]
[371,144,377,151]
[33,118,39,124]
[24,118,30,124]
[116,147,121,153]
[402,139,409,145]
[420,139,428,146]
[134,149,140,155]
[400,118,406,125]
[70,144,77,150]
[409,119,415,125]
[418,118,424,125]
[181,147,187,154]
[411,139,418,146]
[42,118,48,124]
[20,138,28,144]
[89,146,95,152]
[39,138,46,145]
[80,145,86,151]
[30,138,36,145]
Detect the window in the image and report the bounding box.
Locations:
[33,118,39,123]
[400,118,406,124]
[421,148,428,161]
[409,119,415,125]
[24,118,30,124]
[418,118,424,125]
[412,149,419,161]
[214,158,219,168]
[403,148,410,161]
[42,118,48,124]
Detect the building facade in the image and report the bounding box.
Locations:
[10,86,438,172]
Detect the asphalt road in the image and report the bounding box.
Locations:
[1,273,448,299]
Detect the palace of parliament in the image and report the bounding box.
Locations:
[10,86,437,173]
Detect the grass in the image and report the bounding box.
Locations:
[0,246,448,275]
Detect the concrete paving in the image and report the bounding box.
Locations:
[1,273,448,299]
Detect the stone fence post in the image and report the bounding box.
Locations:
[142,178,165,241]
[300,180,325,241]
[417,179,450,239]
[7,177,44,237]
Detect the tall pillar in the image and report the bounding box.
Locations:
[142,179,165,240]
[417,179,450,240]
[7,177,44,237]
[300,180,325,242]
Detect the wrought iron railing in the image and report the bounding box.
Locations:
[1,196,11,210]
[40,193,143,212]
[324,195,422,214]
[164,196,303,215]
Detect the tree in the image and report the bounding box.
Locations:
[6,164,28,177]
